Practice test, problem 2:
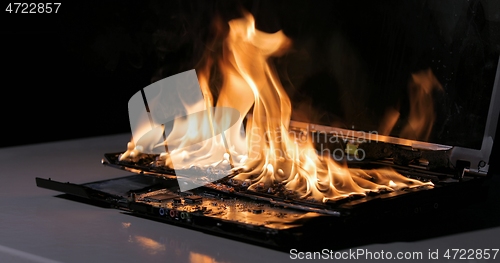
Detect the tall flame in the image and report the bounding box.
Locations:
[379,68,443,141]
[123,12,433,202]
[401,69,443,141]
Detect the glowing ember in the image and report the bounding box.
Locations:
[121,12,434,202]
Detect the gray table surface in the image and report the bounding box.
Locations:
[1,133,499,263]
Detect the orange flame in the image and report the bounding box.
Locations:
[123,12,433,202]
[401,69,443,141]
[379,69,443,141]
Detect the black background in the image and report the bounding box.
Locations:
[2,1,154,148]
[1,0,499,151]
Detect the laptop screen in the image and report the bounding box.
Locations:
[273,0,500,151]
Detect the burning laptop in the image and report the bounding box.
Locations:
[36,9,500,250]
